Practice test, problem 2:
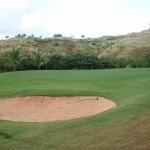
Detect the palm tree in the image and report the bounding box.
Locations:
[5,48,22,71]
[15,34,21,38]
[30,49,46,70]
[0,52,11,72]
[21,33,27,38]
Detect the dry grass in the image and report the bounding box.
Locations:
[1,30,150,59]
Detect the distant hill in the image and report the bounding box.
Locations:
[0,29,150,60]
[100,30,150,59]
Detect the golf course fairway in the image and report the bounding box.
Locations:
[0,68,150,149]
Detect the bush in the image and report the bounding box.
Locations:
[99,56,117,69]
[143,53,150,67]
[47,54,64,70]
[53,42,59,47]
[117,58,127,68]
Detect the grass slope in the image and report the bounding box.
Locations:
[0,69,150,150]
[100,30,150,58]
[1,29,150,59]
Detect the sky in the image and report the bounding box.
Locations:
[0,0,150,39]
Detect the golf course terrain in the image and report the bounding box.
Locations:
[0,68,150,149]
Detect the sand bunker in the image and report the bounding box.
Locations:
[0,96,116,122]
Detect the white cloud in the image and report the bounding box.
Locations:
[0,25,5,30]
[19,12,43,30]
[0,0,30,36]
[21,0,120,37]
[0,0,150,38]
[0,0,30,12]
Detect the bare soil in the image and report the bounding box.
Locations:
[0,96,116,122]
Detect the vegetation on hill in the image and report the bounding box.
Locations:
[0,30,150,72]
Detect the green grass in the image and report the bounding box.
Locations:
[0,68,150,150]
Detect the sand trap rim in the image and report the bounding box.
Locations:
[0,96,116,122]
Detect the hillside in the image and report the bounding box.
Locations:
[0,29,150,59]
[100,30,150,58]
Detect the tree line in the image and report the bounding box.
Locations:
[0,48,149,72]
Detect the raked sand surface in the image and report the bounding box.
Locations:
[0,96,116,122]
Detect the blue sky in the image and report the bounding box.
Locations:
[0,0,150,39]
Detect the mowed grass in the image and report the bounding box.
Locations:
[0,68,150,150]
